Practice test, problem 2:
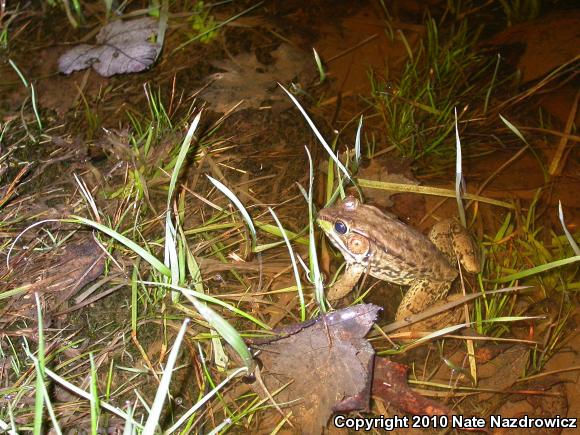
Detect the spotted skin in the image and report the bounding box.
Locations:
[318,196,481,324]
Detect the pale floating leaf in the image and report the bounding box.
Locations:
[58,17,161,77]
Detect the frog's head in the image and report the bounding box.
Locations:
[317,196,371,263]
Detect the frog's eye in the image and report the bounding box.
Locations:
[334,220,348,235]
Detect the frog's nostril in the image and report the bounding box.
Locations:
[334,220,348,235]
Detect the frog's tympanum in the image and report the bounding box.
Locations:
[318,196,480,323]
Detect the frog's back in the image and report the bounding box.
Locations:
[365,215,458,285]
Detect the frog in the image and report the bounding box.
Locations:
[317,195,480,324]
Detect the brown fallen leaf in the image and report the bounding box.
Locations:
[0,237,106,329]
[248,304,381,433]
[201,43,309,113]
[356,158,418,209]
[372,358,452,417]
[482,11,580,83]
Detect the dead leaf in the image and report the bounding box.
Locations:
[483,11,580,83]
[357,158,418,208]
[489,377,568,434]
[249,304,381,433]
[201,44,308,113]
[0,237,105,329]
[58,17,160,77]
[477,344,529,400]
[372,358,452,417]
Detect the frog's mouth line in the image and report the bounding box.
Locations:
[316,218,333,234]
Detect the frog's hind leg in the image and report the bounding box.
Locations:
[395,280,451,321]
[429,219,481,274]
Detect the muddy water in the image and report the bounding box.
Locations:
[1,1,579,432]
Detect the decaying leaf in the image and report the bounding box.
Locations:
[372,359,452,417]
[492,377,568,434]
[357,158,418,208]
[0,237,106,329]
[201,43,309,113]
[248,304,380,433]
[58,17,161,77]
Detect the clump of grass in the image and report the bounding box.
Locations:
[478,196,579,332]
[108,84,197,215]
[370,16,499,169]
[190,1,219,44]
[470,121,579,344]
[499,0,542,26]
[1,110,268,432]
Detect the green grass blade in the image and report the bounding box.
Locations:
[189,299,254,371]
[165,367,247,433]
[33,294,45,435]
[122,404,135,435]
[141,281,270,330]
[165,214,179,289]
[312,47,326,83]
[269,207,305,320]
[143,319,190,435]
[30,84,42,130]
[131,267,138,335]
[42,366,143,428]
[499,114,528,144]
[255,222,309,245]
[206,175,257,246]
[8,59,29,87]
[167,112,202,206]
[280,83,352,183]
[495,256,580,283]
[89,353,99,435]
[356,179,515,209]
[68,216,171,277]
[559,201,580,255]
[454,108,467,226]
[304,146,325,311]
[0,284,32,301]
[483,54,501,115]
[354,115,363,170]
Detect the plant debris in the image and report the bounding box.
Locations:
[58,17,161,77]
[0,237,105,329]
[372,359,452,417]
[356,158,419,208]
[248,304,381,433]
[200,43,309,112]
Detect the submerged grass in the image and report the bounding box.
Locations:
[1,1,579,432]
[369,14,512,172]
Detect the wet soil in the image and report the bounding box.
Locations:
[1,0,579,433]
